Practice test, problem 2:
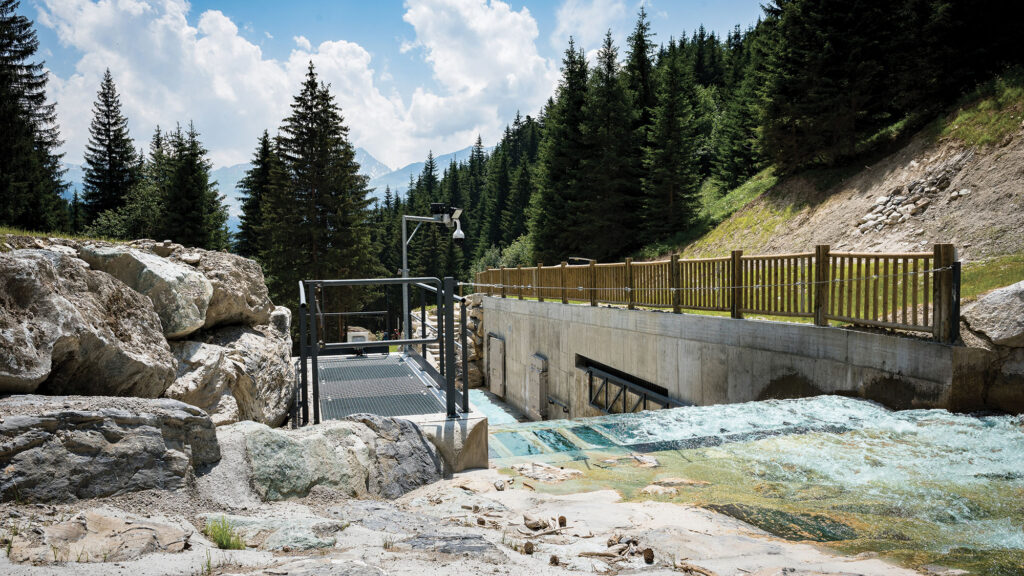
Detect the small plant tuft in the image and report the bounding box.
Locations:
[203,517,245,550]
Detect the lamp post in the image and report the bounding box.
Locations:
[401,204,464,350]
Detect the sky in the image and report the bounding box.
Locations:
[20,0,765,171]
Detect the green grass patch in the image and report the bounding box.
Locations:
[636,169,779,260]
[0,225,122,244]
[961,253,1024,301]
[203,517,246,550]
[942,69,1024,146]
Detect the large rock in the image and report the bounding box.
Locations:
[79,245,213,339]
[166,321,293,426]
[0,249,175,396]
[0,395,220,503]
[222,414,442,501]
[8,509,193,564]
[963,280,1024,347]
[171,249,275,329]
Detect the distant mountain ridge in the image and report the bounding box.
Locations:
[60,145,487,233]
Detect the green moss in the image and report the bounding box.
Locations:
[0,225,123,244]
[942,69,1024,146]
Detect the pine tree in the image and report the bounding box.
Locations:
[0,0,67,232]
[624,6,657,131]
[530,39,588,264]
[81,68,139,223]
[578,31,641,261]
[160,123,229,249]
[266,62,379,313]
[235,130,277,258]
[500,163,531,245]
[643,38,700,241]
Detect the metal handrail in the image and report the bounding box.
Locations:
[296,276,468,425]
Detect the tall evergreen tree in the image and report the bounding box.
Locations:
[0,0,67,231]
[235,130,277,258]
[160,123,229,249]
[578,31,641,261]
[643,38,700,241]
[265,62,379,313]
[81,68,139,223]
[530,39,588,264]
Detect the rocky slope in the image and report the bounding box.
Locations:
[0,236,294,426]
[685,124,1024,262]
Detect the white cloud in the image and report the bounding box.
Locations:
[36,0,558,173]
[293,35,311,51]
[552,0,628,53]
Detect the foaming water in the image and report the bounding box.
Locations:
[491,396,1024,573]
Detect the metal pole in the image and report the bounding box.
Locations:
[460,300,469,414]
[401,216,410,349]
[299,285,309,426]
[308,282,321,425]
[420,289,427,358]
[444,277,457,418]
[951,260,962,343]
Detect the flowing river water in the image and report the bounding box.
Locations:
[481,394,1024,575]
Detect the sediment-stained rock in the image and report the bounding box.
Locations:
[0,395,220,503]
[0,249,175,396]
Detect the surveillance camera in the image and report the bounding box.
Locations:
[452,219,465,246]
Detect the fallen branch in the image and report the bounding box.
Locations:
[676,561,718,576]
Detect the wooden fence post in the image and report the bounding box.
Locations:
[814,245,830,326]
[670,253,681,314]
[730,250,743,319]
[517,266,523,300]
[933,243,956,343]
[536,262,543,302]
[589,261,597,307]
[500,266,507,299]
[560,262,569,304]
[625,258,635,310]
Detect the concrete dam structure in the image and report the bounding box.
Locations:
[480,297,991,420]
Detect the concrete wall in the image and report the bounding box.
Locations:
[481,297,984,420]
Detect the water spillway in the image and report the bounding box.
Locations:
[488,395,1024,575]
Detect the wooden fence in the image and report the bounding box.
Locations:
[473,244,959,342]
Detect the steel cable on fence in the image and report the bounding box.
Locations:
[459,266,953,294]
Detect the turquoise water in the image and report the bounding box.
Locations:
[489,396,1024,574]
[469,388,521,425]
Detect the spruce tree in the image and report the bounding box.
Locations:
[235,130,276,258]
[530,39,588,264]
[267,62,379,313]
[160,123,229,249]
[643,38,700,241]
[578,31,641,261]
[0,0,67,232]
[82,68,139,223]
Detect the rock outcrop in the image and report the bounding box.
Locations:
[219,415,442,502]
[2,235,295,426]
[171,249,276,329]
[0,395,220,503]
[8,509,194,564]
[79,245,213,339]
[168,322,293,427]
[0,250,175,396]
[963,280,1024,348]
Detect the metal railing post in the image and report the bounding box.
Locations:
[299,282,309,426]
[460,299,469,414]
[308,282,321,425]
[444,277,457,418]
[420,289,427,358]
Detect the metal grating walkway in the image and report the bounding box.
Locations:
[317,354,446,419]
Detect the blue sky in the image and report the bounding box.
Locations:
[21,0,764,170]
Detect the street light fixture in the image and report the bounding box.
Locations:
[401,204,464,349]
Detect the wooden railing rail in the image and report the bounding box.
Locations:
[471,244,958,342]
